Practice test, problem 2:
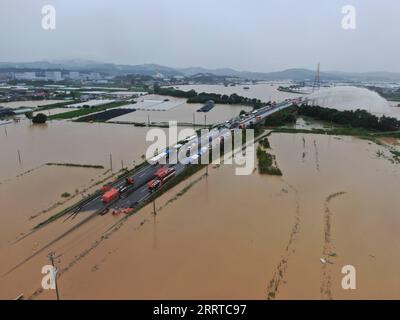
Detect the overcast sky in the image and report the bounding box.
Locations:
[1,0,399,72]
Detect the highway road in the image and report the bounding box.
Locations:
[74,97,304,217]
[75,160,186,216]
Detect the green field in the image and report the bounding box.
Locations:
[48,101,129,120]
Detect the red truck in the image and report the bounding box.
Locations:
[148,167,176,191]
[101,176,134,196]
[101,184,112,192]
[154,166,174,179]
[102,188,120,204]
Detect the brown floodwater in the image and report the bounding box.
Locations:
[2,132,399,299]
[174,82,303,102]
[0,165,103,244]
[0,100,65,109]
[108,94,253,125]
[32,108,79,116]
[0,120,177,182]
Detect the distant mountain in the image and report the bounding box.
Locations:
[1,60,400,81]
[327,71,400,82]
[116,63,182,77]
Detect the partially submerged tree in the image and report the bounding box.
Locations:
[25,111,33,120]
[32,113,48,124]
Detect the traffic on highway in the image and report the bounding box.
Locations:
[70,97,303,218]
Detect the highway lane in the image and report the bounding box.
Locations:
[75,163,163,214]
[116,162,186,210]
[82,100,301,214]
[73,99,301,217]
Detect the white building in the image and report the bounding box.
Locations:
[44,71,63,81]
[88,72,101,80]
[14,72,37,80]
[68,71,80,80]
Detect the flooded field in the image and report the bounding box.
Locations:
[174,82,303,102]
[176,83,400,120]
[387,101,400,119]
[309,86,400,120]
[109,94,252,125]
[0,100,65,109]
[0,165,104,245]
[2,132,399,299]
[32,108,79,116]
[0,120,176,182]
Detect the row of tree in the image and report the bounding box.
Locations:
[154,86,267,108]
[297,104,400,132]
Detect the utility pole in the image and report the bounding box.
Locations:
[48,252,60,300]
[153,199,156,215]
[147,115,150,126]
[110,153,113,172]
[204,114,207,128]
[193,113,195,128]
[4,126,7,137]
[17,149,21,166]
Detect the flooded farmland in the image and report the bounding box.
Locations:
[108,94,252,125]
[308,86,400,119]
[1,83,399,300]
[0,119,177,182]
[0,100,65,109]
[176,83,400,120]
[175,82,303,102]
[2,131,399,299]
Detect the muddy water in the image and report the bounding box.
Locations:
[175,82,303,102]
[271,134,400,299]
[32,108,79,116]
[1,132,396,299]
[176,84,400,120]
[0,100,65,109]
[109,96,252,125]
[0,120,176,182]
[0,163,116,299]
[0,165,105,244]
[309,86,400,120]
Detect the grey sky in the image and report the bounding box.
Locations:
[1,0,399,72]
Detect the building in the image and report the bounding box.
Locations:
[44,71,63,81]
[88,72,101,80]
[68,71,80,80]
[14,72,37,80]
[0,107,15,118]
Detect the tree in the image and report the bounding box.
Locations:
[32,113,48,124]
[25,111,33,120]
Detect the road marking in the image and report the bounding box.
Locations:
[137,194,150,203]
